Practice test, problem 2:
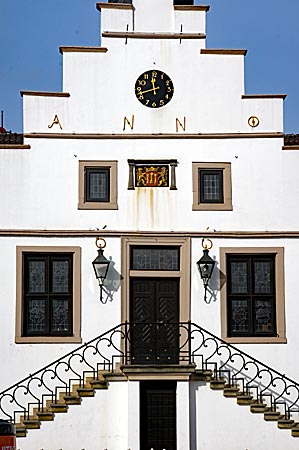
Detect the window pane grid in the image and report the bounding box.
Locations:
[231,299,249,333]
[86,168,110,202]
[131,247,180,271]
[227,255,276,337]
[254,261,272,293]
[27,298,46,333]
[24,254,73,337]
[52,260,70,293]
[254,299,274,333]
[51,298,71,333]
[200,169,223,203]
[230,261,248,293]
[28,261,46,293]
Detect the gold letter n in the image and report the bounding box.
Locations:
[176,116,186,132]
[123,115,135,131]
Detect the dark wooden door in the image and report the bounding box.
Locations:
[140,381,177,450]
[130,278,179,364]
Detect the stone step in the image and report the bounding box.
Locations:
[250,402,268,413]
[63,395,82,405]
[88,379,109,389]
[192,370,213,381]
[264,410,284,421]
[223,385,240,398]
[237,394,254,406]
[277,419,295,429]
[49,403,68,413]
[16,427,27,438]
[103,372,127,382]
[76,387,95,397]
[36,411,55,421]
[291,423,299,438]
[210,378,226,390]
[22,419,40,429]
[85,376,108,389]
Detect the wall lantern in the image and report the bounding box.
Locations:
[92,237,110,302]
[197,238,215,302]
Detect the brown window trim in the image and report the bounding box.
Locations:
[121,237,190,324]
[78,160,118,210]
[192,162,232,211]
[220,247,286,344]
[15,246,81,344]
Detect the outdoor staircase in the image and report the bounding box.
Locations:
[15,369,126,438]
[191,370,299,439]
[0,322,298,440]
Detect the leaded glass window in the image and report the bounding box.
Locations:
[23,253,73,337]
[85,168,110,202]
[199,169,223,203]
[131,246,180,271]
[227,254,276,337]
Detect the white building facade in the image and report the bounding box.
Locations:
[1,1,299,449]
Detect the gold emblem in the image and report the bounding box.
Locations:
[248,116,260,128]
[136,166,168,187]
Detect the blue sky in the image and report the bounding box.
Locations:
[1,0,299,133]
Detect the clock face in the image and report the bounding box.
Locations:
[135,70,174,108]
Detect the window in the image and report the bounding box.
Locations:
[200,169,223,203]
[131,246,180,271]
[220,248,286,344]
[192,162,232,211]
[78,161,118,210]
[16,247,81,343]
[85,168,110,202]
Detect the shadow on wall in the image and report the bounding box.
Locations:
[101,257,123,304]
[204,259,226,305]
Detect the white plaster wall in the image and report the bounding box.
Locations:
[177,381,190,450]
[22,96,70,134]
[127,381,140,450]
[23,2,285,135]
[191,381,299,450]
[174,10,206,34]
[26,46,283,134]
[2,136,298,231]
[241,97,284,132]
[100,7,134,34]
[133,0,174,32]
[17,381,129,450]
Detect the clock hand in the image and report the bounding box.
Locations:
[151,77,158,95]
[139,86,160,95]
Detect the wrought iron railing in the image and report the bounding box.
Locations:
[0,322,298,425]
[190,323,299,419]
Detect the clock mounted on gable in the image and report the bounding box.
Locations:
[135,70,174,108]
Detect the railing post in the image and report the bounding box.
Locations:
[188,320,192,364]
[125,321,128,365]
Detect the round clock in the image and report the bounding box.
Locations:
[135,70,174,108]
